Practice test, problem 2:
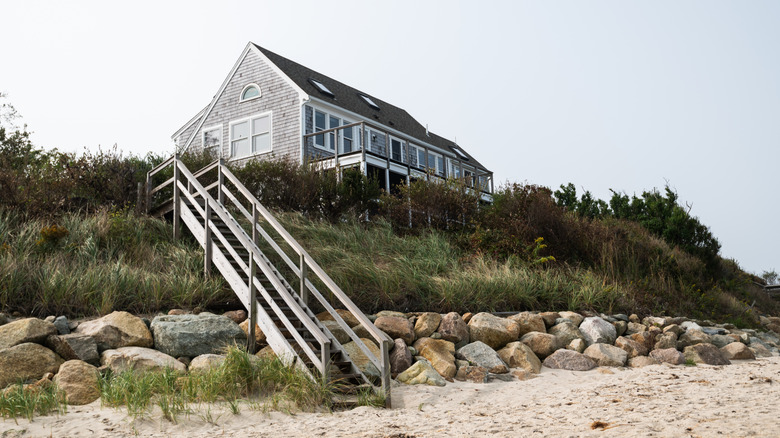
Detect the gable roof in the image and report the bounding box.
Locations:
[254,44,488,170]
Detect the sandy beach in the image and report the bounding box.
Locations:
[3,356,778,438]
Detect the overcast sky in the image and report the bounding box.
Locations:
[1,1,778,277]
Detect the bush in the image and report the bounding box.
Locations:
[380,177,481,231]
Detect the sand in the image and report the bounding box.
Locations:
[3,357,779,438]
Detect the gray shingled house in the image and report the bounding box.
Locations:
[173,42,493,198]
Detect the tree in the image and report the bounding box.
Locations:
[762,269,778,286]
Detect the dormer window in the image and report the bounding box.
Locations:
[240,84,261,102]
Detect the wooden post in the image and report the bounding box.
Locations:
[247,258,257,353]
[204,200,212,277]
[173,155,181,240]
[384,132,390,193]
[320,341,330,385]
[145,172,152,214]
[361,123,367,162]
[300,253,308,306]
[334,126,340,171]
[136,182,143,214]
[218,158,225,204]
[380,339,392,407]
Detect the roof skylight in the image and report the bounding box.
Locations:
[308,79,334,97]
[359,94,380,110]
[451,146,469,160]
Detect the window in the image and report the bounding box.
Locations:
[309,79,334,97]
[202,126,222,156]
[240,84,261,102]
[359,94,380,110]
[314,110,327,148]
[390,138,403,162]
[230,112,271,158]
[312,109,353,153]
[342,120,353,153]
[451,146,469,161]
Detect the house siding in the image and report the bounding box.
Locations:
[187,49,301,163]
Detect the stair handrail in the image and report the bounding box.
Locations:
[218,164,392,345]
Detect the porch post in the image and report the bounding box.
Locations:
[173,154,181,240]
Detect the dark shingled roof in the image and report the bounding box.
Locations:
[254,44,488,171]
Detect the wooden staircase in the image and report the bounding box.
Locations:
[146,156,391,405]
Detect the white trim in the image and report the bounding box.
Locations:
[239,83,262,102]
[171,106,207,140]
[228,110,273,160]
[201,124,223,158]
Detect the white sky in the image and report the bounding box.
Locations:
[1,1,778,276]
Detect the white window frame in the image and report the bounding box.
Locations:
[389,135,405,163]
[229,110,273,159]
[239,83,262,103]
[201,124,223,157]
[312,108,354,154]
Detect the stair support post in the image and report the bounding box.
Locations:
[300,253,308,306]
[320,341,330,385]
[381,339,392,407]
[247,203,259,353]
[204,200,212,277]
[217,158,225,204]
[173,155,181,240]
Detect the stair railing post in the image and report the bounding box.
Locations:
[204,200,212,277]
[145,171,152,214]
[380,339,392,407]
[320,341,330,385]
[299,253,308,306]
[247,202,259,353]
[218,158,225,205]
[173,155,181,240]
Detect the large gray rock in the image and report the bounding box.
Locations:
[677,329,712,349]
[649,348,685,365]
[548,321,585,347]
[625,322,646,335]
[0,318,57,349]
[542,349,596,371]
[520,332,559,359]
[0,343,64,389]
[653,332,678,350]
[101,346,186,373]
[53,316,70,335]
[150,313,246,358]
[438,312,470,344]
[75,311,153,351]
[54,360,100,405]
[579,317,617,346]
[45,334,99,365]
[683,343,731,366]
[583,343,628,367]
[390,338,412,375]
[720,342,755,360]
[414,313,441,339]
[508,312,546,337]
[457,341,508,374]
[497,342,541,374]
[709,334,735,349]
[468,313,520,350]
[374,316,415,345]
[396,360,446,386]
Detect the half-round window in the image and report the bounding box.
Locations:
[240,84,261,102]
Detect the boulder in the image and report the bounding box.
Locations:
[414,313,441,339]
[613,321,627,337]
[342,338,382,378]
[316,309,360,328]
[45,334,100,365]
[413,337,456,379]
[222,310,247,324]
[438,312,470,344]
[497,342,541,374]
[663,324,684,337]
[630,330,658,352]
[0,318,58,349]
[625,322,646,335]
[539,312,561,328]
[376,310,407,319]
[649,348,685,365]
[150,313,246,358]
[642,316,666,328]
[558,311,584,327]
[0,343,64,389]
[396,360,446,386]
[468,313,520,350]
[239,319,266,346]
[583,343,628,367]
[548,321,585,347]
[0,313,7,326]
[628,356,659,368]
[628,314,640,323]
[615,336,648,358]
[351,324,383,343]
[389,338,412,375]
[54,360,100,405]
[167,309,189,315]
[709,334,735,349]
[53,316,70,335]
[75,311,153,351]
[508,312,547,336]
[374,316,415,345]
[701,327,726,336]
[256,346,276,360]
[321,320,350,344]
[683,343,730,366]
[567,338,586,353]
[580,317,617,346]
[680,321,702,331]
[720,342,755,360]
[101,347,186,373]
[455,365,489,383]
[542,349,596,371]
[677,329,712,349]
[189,354,226,373]
[457,341,508,374]
[653,332,678,351]
[462,313,474,323]
[520,332,559,359]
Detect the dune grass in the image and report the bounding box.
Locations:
[0,382,66,421]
